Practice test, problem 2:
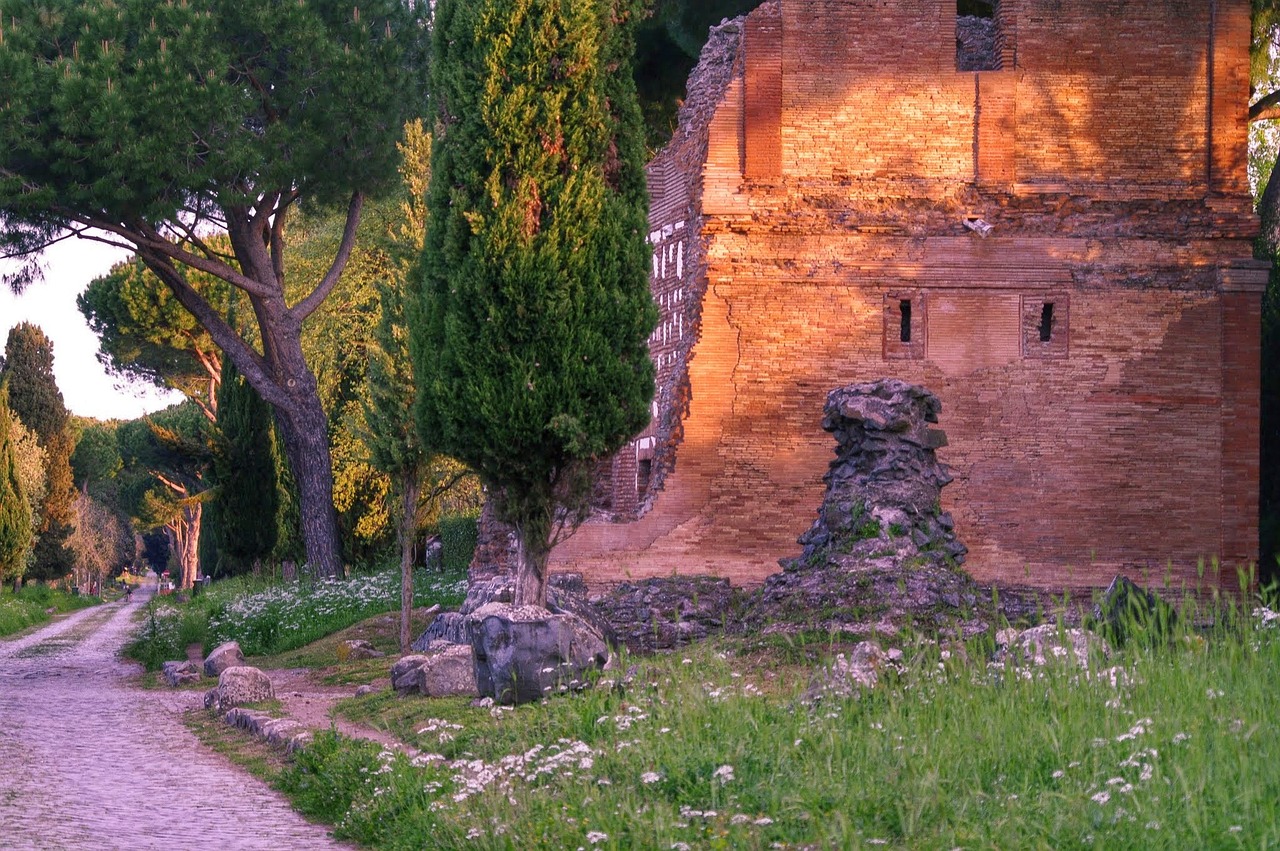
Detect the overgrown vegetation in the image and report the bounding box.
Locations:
[124,566,468,670]
[0,584,100,638]
[243,598,1280,849]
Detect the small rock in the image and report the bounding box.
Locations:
[203,641,246,678]
[995,624,1110,670]
[204,666,274,714]
[161,660,202,687]
[804,641,890,703]
[354,684,377,697]
[1090,575,1178,646]
[338,639,384,661]
[391,655,431,694]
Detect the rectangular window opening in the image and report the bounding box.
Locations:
[1038,302,1055,343]
[899,299,913,343]
[637,459,652,501]
[957,0,1001,71]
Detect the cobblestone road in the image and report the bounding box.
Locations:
[0,589,349,850]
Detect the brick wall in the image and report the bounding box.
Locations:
[550,0,1265,592]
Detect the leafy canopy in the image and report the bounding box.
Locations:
[0,0,425,281]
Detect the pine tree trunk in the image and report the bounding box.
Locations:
[274,391,343,580]
[399,476,421,654]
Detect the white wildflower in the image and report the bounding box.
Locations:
[641,771,661,784]
[713,764,735,783]
[586,831,608,845]
[1091,791,1111,805]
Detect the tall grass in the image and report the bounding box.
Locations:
[0,584,101,638]
[277,600,1280,849]
[125,566,468,668]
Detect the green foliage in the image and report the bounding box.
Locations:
[204,359,279,577]
[124,565,468,667]
[634,0,758,146]
[415,0,657,604]
[0,583,100,637]
[269,604,1280,849]
[0,0,426,260]
[438,513,480,573]
[0,381,33,584]
[2,324,75,581]
[78,257,229,411]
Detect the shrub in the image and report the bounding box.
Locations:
[438,513,479,573]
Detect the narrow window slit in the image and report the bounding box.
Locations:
[1039,302,1055,343]
[900,299,912,343]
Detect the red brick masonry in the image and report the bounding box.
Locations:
[552,0,1266,591]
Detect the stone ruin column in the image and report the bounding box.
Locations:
[791,378,967,570]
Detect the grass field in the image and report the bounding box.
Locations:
[183,583,1280,850]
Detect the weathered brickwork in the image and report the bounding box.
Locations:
[551,0,1266,591]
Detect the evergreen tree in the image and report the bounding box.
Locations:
[0,380,33,587]
[1,323,76,581]
[414,0,657,607]
[205,359,278,576]
[0,0,428,579]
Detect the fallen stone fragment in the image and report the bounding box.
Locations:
[337,639,385,661]
[204,666,274,713]
[416,643,477,698]
[161,660,202,687]
[994,624,1110,670]
[203,641,246,678]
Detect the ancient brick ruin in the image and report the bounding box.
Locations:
[549,0,1265,590]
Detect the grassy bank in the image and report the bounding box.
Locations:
[0,584,101,638]
[188,596,1280,849]
[125,566,468,670]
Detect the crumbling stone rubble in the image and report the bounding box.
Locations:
[745,379,988,636]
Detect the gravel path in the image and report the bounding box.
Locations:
[0,588,350,850]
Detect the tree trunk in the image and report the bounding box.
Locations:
[398,476,421,654]
[174,502,201,590]
[274,388,343,580]
[510,525,550,609]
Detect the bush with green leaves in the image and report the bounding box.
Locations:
[438,513,479,573]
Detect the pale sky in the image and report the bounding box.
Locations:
[0,236,184,422]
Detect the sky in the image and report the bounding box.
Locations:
[0,236,184,421]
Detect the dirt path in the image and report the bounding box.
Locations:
[0,589,351,850]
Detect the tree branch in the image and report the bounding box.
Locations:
[292,192,365,322]
[1251,90,1280,122]
[138,253,293,412]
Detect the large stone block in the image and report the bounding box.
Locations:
[467,603,611,705]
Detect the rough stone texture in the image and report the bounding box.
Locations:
[415,644,478,698]
[416,574,617,650]
[338,639,385,661]
[745,381,989,636]
[391,655,432,694]
[161,660,201,687]
[354,684,378,697]
[467,603,611,705]
[223,707,313,753]
[803,642,899,703]
[543,0,1262,594]
[587,576,743,652]
[994,624,1111,670]
[1090,575,1179,645]
[202,641,246,678]
[204,666,274,714]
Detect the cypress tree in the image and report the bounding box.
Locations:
[414,0,657,607]
[206,359,279,576]
[1,323,75,581]
[0,380,33,586]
